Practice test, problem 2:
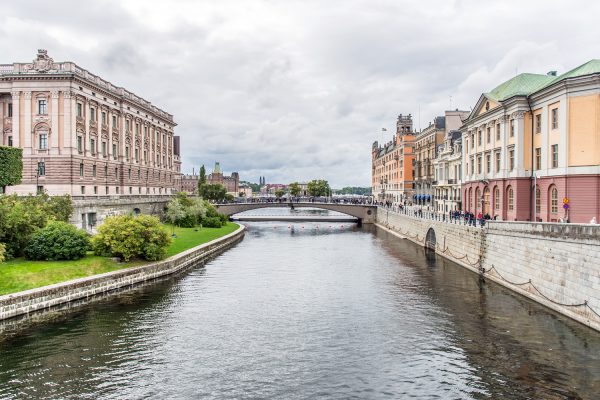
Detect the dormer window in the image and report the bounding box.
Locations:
[485,101,489,111]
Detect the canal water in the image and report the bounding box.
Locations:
[1,212,600,399]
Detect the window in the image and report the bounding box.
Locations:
[112,115,117,127]
[135,148,139,162]
[126,119,130,131]
[90,138,96,155]
[38,99,47,115]
[77,103,83,118]
[135,123,139,135]
[115,167,118,179]
[478,130,482,146]
[129,186,132,194]
[137,170,140,179]
[550,186,558,213]
[112,143,117,159]
[471,134,474,149]
[495,152,501,172]
[116,186,120,194]
[509,149,515,171]
[535,147,541,170]
[477,156,482,174]
[510,119,515,137]
[92,164,97,177]
[494,187,500,210]
[90,107,96,121]
[102,111,107,124]
[551,108,558,129]
[144,150,147,162]
[508,187,514,211]
[125,147,130,161]
[93,186,98,195]
[535,187,541,214]
[470,160,474,175]
[128,168,131,180]
[551,144,558,168]
[535,114,541,133]
[8,136,13,147]
[81,185,85,195]
[37,185,44,194]
[496,123,500,141]
[106,186,109,194]
[37,161,45,176]
[104,165,108,176]
[7,103,12,117]
[102,141,107,157]
[77,136,83,153]
[486,127,491,143]
[39,133,48,150]
[79,163,84,177]
[486,153,491,173]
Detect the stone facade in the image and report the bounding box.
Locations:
[371,114,415,203]
[0,224,245,322]
[376,209,600,331]
[0,50,181,197]
[413,116,445,207]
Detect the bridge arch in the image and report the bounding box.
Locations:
[425,227,437,251]
[214,202,377,224]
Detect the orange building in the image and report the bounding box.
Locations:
[372,114,415,203]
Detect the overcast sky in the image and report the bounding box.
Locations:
[1,0,598,187]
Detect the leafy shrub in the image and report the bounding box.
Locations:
[0,146,23,192]
[202,216,223,228]
[92,214,171,262]
[0,243,5,263]
[166,193,208,228]
[0,193,74,258]
[24,221,89,261]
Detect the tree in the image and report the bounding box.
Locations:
[0,243,5,263]
[275,189,285,199]
[289,182,301,197]
[307,180,330,197]
[166,193,207,228]
[0,146,23,194]
[239,191,246,197]
[197,164,207,194]
[166,197,186,231]
[200,183,227,202]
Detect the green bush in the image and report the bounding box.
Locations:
[0,243,5,263]
[24,221,89,261]
[0,146,22,193]
[202,216,223,228]
[92,214,171,262]
[0,194,74,258]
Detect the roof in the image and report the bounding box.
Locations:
[547,59,600,84]
[485,73,554,101]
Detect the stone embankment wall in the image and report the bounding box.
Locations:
[376,208,600,332]
[0,225,245,321]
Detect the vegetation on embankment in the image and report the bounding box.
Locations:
[0,222,239,296]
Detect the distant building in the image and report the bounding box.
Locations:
[239,183,253,198]
[207,162,239,195]
[180,174,198,194]
[260,183,287,195]
[371,114,415,203]
[431,110,470,213]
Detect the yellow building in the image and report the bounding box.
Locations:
[461,60,600,223]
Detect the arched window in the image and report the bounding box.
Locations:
[507,186,514,211]
[483,187,490,214]
[468,188,472,211]
[494,186,500,210]
[550,186,558,213]
[535,186,541,214]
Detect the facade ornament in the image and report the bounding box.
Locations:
[112,133,119,142]
[101,131,109,139]
[51,91,59,99]
[511,111,525,120]
[64,91,73,99]
[23,49,58,73]
[23,91,32,100]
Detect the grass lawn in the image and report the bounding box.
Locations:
[0,222,240,296]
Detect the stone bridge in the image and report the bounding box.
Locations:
[215,202,378,224]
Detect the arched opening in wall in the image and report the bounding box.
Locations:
[133,207,141,216]
[548,185,559,222]
[493,186,500,218]
[483,186,490,216]
[475,187,481,215]
[468,187,472,212]
[425,228,436,251]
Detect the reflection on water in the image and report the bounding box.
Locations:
[0,213,599,399]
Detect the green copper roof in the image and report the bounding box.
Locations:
[549,59,600,83]
[485,73,554,101]
[213,161,221,174]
